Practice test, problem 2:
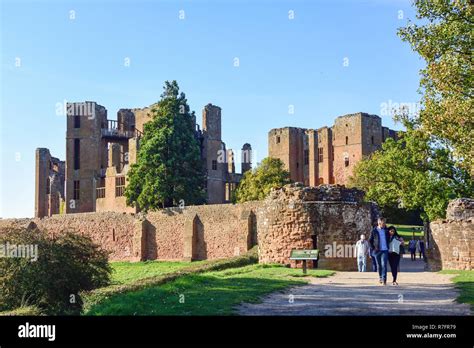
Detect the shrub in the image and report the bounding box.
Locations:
[0,227,111,315]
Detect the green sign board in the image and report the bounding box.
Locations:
[289,249,319,260]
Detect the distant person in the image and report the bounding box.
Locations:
[355,234,369,272]
[387,226,402,286]
[369,217,390,285]
[415,239,421,259]
[418,239,426,261]
[408,238,417,261]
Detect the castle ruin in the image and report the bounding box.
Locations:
[268,112,397,185]
[35,102,252,218]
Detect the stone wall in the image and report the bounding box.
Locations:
[0,202,261,262]
[428,198,473,270]
[257,184,376,271]
[0,212,140,261]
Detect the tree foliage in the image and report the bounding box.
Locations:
[398,0,474,170]
[234,157,291,203]
[350,117,473,222]
[125,81,206,210]
[0,227,111,315]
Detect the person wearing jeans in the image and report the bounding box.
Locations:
[387,226,402,286]
[369,246,377,272]
[355,234,369,272]
[369,217,391,285]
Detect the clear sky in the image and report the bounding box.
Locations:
[0,0,424,218]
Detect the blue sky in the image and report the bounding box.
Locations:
[0,0,423,218]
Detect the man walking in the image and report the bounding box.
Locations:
[355,234,369,272]
[369,217,390,285]
[409,238,417,261]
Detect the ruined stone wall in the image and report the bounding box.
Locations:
[428,199,473,270]
[145,202,260,260]
[0,212,139,261]
[0,202,261,262]
[35,148,65,218]
[257,184,376,271]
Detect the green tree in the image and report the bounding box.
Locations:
[234,157,291,203]
[398,0,473,170]
[125,81,206,210]
[349,117,473,222]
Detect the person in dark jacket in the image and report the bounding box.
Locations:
[369,217,390,285]
[387,226,402,285]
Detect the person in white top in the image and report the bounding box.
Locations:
[355,234,370,272]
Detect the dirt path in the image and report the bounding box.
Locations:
[237,256,472,316]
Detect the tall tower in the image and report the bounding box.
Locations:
[65,101,108,214]
[241,143,252,174]
[202,104,226,204]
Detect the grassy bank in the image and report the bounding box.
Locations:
[111,260,206,285]
[439,270,474,310]
[86,264,334,315]
[82,249,259,313]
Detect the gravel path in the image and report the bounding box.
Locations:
[237,256,472,316]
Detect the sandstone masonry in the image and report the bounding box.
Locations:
[257,184,377,271]
[35,102,252,218]
[428,198,473,270]
[268,112,398,186]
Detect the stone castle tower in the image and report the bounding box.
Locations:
[268,112,397,186]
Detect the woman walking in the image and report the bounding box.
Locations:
[388,226,402,286]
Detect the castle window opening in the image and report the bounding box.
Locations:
[276,136,280,144]
[74,139,80,170]
[115,176,126,197]
[74,115,81,128]
[318,147,323,163]
[371,136,374,145]
[344,157,350,167]
[73,180,80,200]
[212,160,217,171]
[304,150,309,165]
[345,136,348,145]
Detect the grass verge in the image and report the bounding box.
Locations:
[86,263,334,315]
[439,270,474,311]
[82,248,259,313]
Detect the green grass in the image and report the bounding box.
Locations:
[86,264,334,316]
[110,260,204,285]
[439,270,474,310]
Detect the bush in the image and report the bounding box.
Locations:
[0,227,111,315]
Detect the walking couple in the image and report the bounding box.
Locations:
[356,217,404,285]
